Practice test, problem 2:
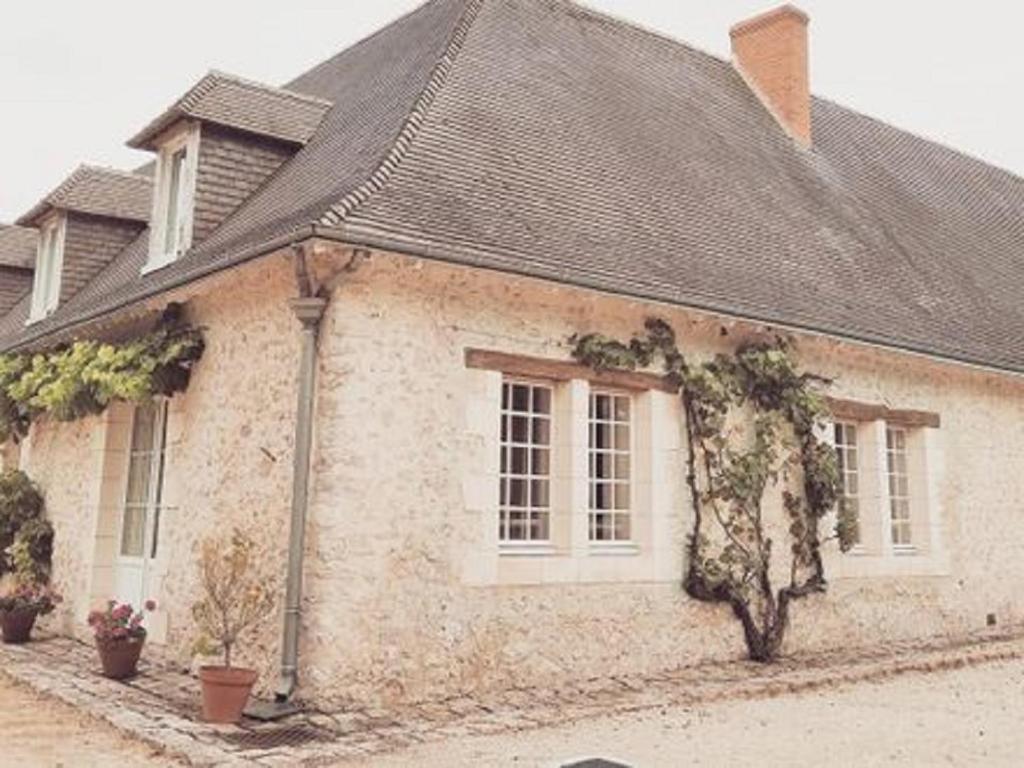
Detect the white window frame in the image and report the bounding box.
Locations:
[833,421,862,550]
[498,378,554,547]
[27,213,66,324]
[588,390,634,545]
[145,123,199,273]
[886,425,913,550]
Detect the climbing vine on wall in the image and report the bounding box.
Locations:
[572,318,858,662]
[0,316,204,443]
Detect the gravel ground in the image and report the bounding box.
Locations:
[2,650,1022,767]
[347,657,1024,767]
[0,672,177,767]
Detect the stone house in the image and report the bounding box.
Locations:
[1,0,1022,709]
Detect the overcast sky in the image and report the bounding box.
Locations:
[1,1,1021,221]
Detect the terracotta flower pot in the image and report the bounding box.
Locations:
[199,666,258,723]
[96,637,145,679]
[1,608,38,644]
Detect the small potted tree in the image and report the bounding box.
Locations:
[88,600,156,679]
[0,580,60,643]
[192,529,276,723]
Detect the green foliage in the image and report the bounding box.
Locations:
[0,324,204,443]
[8,518,54,584]
[0,469,45,580]
[572,319,850,662]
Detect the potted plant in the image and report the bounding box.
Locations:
[0,580,60,644]
[192,529,276,723]
[88,600,156,679]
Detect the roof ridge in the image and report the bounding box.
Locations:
[76,163,155,183]
[319,0,484,225]
[203,70,334,108]
[561,0,731,68]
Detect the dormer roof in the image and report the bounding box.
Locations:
[0,225,38,269]
[16,165,153,228]
[127,71,333,151]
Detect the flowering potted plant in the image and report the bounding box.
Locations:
[88,600,156,679]
[0,580,61,644]
[192,530,276,723]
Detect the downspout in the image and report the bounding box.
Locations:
[275,244,327,705]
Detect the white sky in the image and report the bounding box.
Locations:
[1,1,1021,221]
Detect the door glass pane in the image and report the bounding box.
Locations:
[120,403,162,559]
[149,412,169,559]
[124,452,152,506]
[120,507,146,557]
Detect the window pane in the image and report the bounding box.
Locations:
[531,448,550,476]
[532,387,551,415]
[531,417,550,445]
[511,416,529,443]
[508,479,527,507]
[530,479,549,508]
[531,513,550,541]
[511,384,530,412]
[593,394,611,420]
[614,453,630,480]
[510,446,528,474]
[614,483,630,510]
[845,474,858,496]
[614,396,630,421]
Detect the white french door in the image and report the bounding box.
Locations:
[114,400,168,610]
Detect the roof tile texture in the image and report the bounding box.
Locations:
[3,0,1024,375]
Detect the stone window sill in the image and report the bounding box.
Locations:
[498,542,557,558]
[589,542,640,557]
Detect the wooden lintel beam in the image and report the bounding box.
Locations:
[825,397,940,429]
[464,348,676,393]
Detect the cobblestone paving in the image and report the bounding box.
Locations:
[2,628,1022,766]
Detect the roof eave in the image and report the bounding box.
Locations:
[15,203,57,229]
[0,223,322,354]
[126,109,186,151]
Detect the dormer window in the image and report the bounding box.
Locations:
[146,125,198,272]
[28,214,65,323]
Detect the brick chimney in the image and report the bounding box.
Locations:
[730,4,811,146]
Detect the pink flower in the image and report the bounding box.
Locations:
[112,627,128,639]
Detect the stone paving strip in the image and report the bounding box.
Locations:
[2,628,1023,767]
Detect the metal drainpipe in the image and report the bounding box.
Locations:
[274,250,328,705]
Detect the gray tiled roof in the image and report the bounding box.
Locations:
[0,225,37,269]
[16,165,152,227]
[4,0,1024,374]
[127,71,333,150]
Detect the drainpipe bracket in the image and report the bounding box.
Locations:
[289,297,328,326]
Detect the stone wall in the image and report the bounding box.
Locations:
[300,250,1024,707]
[19,256,299,686]
[17,245,1024,708]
